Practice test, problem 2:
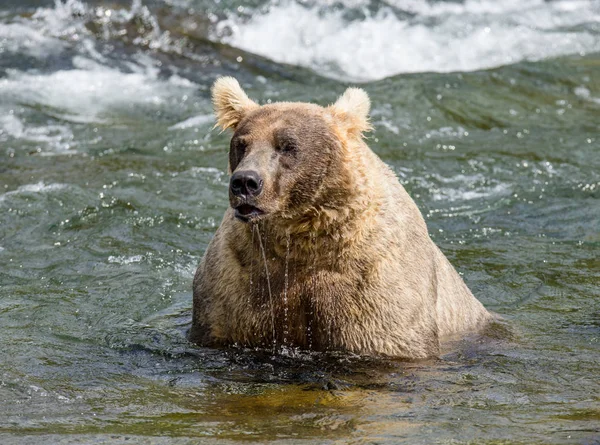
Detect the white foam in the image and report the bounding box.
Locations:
[0,115,24,138]
[27,0,180,57]
[413,173,512,202]
[0,57,197,123]
[1,0,170,60]
[31,0,89,37]
[574,86,600,104]
[108,255,144,265]
[0,115,74,153]
[169,114,214,130]
[0,182,68,202]
[216,0,600,81]
[173,261,197,279]
[0,23,66,58]
[10,182,67,194]
[0,0,91,60]
[0,1,198,123]
[432,183,511,202]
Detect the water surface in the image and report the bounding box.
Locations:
[1,0,599,443]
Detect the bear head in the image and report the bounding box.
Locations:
[211,77,372,228]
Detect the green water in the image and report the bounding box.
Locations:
[1,0,599,443]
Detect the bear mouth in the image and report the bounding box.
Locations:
[234,204,265,222]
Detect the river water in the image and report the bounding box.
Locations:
[1,0,599,443]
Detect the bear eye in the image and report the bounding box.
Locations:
[277,141,297,154]
[232,138,247,156]
[229,137,248,171]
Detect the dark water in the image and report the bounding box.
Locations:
[1,0,599,443]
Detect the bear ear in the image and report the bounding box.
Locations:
[328,87,372,135]
[212,77,259,131]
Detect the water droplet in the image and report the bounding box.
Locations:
[283,232,290,346]
[256,224,276,351]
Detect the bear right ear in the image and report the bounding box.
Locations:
[212,77,259,131]
[328,87,372,136]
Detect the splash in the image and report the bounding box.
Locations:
[215,0,600,81]
[0,56,196,124]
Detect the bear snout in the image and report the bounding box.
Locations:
[230,170,264,198]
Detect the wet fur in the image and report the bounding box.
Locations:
[190,77,492,358]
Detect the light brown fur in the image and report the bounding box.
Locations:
[190,77,492,359]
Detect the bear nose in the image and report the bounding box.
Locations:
[230,170,263,198]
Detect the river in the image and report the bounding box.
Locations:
[1,0,599,443]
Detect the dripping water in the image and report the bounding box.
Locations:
[249,223,255,305]
[255,222,276,351]
[258,222,264,312]
[283,231,290,345]
[307,232,317,350]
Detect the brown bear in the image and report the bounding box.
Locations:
[190,77,492,359]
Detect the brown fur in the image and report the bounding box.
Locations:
[190,77,492,358]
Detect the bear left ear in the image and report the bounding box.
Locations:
[328,87,372,135]
[212,77,259,131]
